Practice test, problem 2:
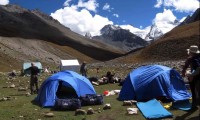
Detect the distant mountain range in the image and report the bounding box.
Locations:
[92,25,148,52]
[0,4,199,72]
[90,8,199,51]
[0,4,123,71]
[90,20,180,52]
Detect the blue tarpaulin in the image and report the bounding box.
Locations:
[35,70,96,107]
[119,65,191,101]
[137,99,173,119]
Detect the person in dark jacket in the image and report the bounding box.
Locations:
[182,45,200,109]
[80,61,87,77]
[27,63,40,94]
[105,71,115,83]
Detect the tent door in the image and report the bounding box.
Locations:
[56,81,78,99]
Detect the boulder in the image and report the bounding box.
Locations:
[75,109,86,116]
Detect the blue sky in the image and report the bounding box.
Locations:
[1,0,199,36]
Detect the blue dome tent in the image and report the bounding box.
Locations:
[119,65,191,101]
[35,70,96,107]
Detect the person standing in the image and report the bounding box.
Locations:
[182,45,200,109]
[80,61,87,77]
[27,63,40,94]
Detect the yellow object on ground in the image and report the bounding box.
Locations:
[164,103,172,109]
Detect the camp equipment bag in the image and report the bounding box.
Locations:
[80,94,103,106]
[54,98,81,110]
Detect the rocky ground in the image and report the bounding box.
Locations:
[87,60,189,83]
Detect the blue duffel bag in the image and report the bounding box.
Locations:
[54,98,81,110]
[80,94,103,106]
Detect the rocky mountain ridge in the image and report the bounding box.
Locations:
[92,24,148,52]
[179,8,200,26]
[0,4,124,71]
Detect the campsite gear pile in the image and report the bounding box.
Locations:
[80,94,103,106]
[54,98,81,110]
[35,70,103,110]
[54,94,104,111]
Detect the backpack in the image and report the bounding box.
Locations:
[80,94,104,106]
[54,98,81,111]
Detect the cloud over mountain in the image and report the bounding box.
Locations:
[51,0,198,39]
[120,9,181,40]
[0,0,9,5]
[154,0,199,13]
[51,0,113,36]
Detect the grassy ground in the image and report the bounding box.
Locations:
[0,68,199,120]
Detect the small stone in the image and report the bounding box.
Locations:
[127,108,138,115]
[2,97,8,101]
[44,112,54,117]
[10,84,15,88]
[87,108,95,115]
[25,92,31,96]
[123,101,132,106]
[103,103,111,110]
[18,87,27,91]
[75,109,86,116]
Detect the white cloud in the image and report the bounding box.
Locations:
[119,9,180,40]
[51,6,113,36]
[103,3,110,10]
[77,0,99,12]
[153,9,176,24]
[153,9,177,33]
[0,0,9,5]
[102,4,109,10]
[120,25,142,33]
[154,0,200,13]
[51,0,114,36]
[113,13,119,18]
[63,0,72,7]
[120,25,151,39]
[154,0,163,8]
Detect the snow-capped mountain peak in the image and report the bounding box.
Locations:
[100,24,121,35]
[85,32,92,39]
[145,19,180,41]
